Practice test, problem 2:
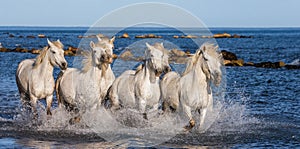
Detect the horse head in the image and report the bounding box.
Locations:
[145,42,171,78]
[90,36,115,68]
[47,39,67,70]
[198,43,223,86]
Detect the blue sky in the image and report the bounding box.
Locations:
[0,0,299,27]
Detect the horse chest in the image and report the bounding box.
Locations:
[31,77,54,98]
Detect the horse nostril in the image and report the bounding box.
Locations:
[62,62,67,68]
[164,67,171,73]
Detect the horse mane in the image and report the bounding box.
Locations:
[135,63,144,75]
[200,43,221,62]
[182,43,220,76]
[182,51,200,76]
[153,43,169,55]
[33,41,64,69]
[81,50,93,73]
[33,46,49,69]
[80,50,108,75]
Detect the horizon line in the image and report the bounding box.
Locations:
[1,25,300,29]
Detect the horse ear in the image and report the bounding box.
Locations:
[47,38,55,47]
[96,35,102,42]
[110,36,116,44]
[90,41,95,49]
[202,45,206,51]
[57,39,63,45]
[146,42,153,51]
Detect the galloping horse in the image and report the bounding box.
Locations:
[107,42,171,119]
[16,39,67,116]
[55,36,115,119]
[160,43,222,130]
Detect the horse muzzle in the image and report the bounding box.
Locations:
[100,55,113,64]
[154,69,163,77]
[164,66,171,73]
[60,62,68,70]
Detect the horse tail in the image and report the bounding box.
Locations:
[55,71,64,108]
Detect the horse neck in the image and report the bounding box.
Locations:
[35,51,54,77]
[88,63,102,75]
[143,61,152,78]
[189,60,207,84]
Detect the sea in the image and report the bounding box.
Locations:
[0,26,299,148]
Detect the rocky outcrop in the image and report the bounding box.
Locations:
[78,34,105,38]
[221,50,238,60]
[254,61,285,68]
[135,34,161,38]
[202,33,253,38]
[180,35,197,38]
[119,33,129,38]
[31,49,40,54]
[170,49,187,57]
[38,34,46,38]
[26,35,35,38]
[224,59,244,66]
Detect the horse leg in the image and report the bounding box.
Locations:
[138,99,147,119]
[198,108,207,128]
[182,104,195,130]
[46,95,53,116]
[109,94,120,111]
[29,95,38,119]
[20,92,31,111]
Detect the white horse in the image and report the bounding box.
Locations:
[107,42,171,119]
[16,39,67,116]
[160,43,222,130]
[55,36,115,119]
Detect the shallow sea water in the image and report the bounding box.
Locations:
[0,27,299,148]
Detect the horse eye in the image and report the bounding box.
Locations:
[52,51,56,54]
[93,50,96,53]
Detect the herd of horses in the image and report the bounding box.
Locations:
[15,35,223,130]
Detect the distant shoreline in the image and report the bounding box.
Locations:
[0,26,300,30]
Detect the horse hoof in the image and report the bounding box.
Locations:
[47,110,52,116]
[189,119,195,127]
[183,119,195,131]
[142,113,148,120]
[69,116,81,125]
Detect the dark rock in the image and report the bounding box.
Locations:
[64,50,75,56]
[221,50,238,60]
[285,65,300,69]
[213,33,231,38]
[31,49,40,54]
[67,46,78,53]
[180,35,197,38]
[170,49,186,57]
[19,35,24,38]
[9,34,14,38]
[223,59,244,66]
[254,61,285,68]
[119,33,129,38]
[26,35,35,38]
[135,34,161,38]
[0,48,11,52]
